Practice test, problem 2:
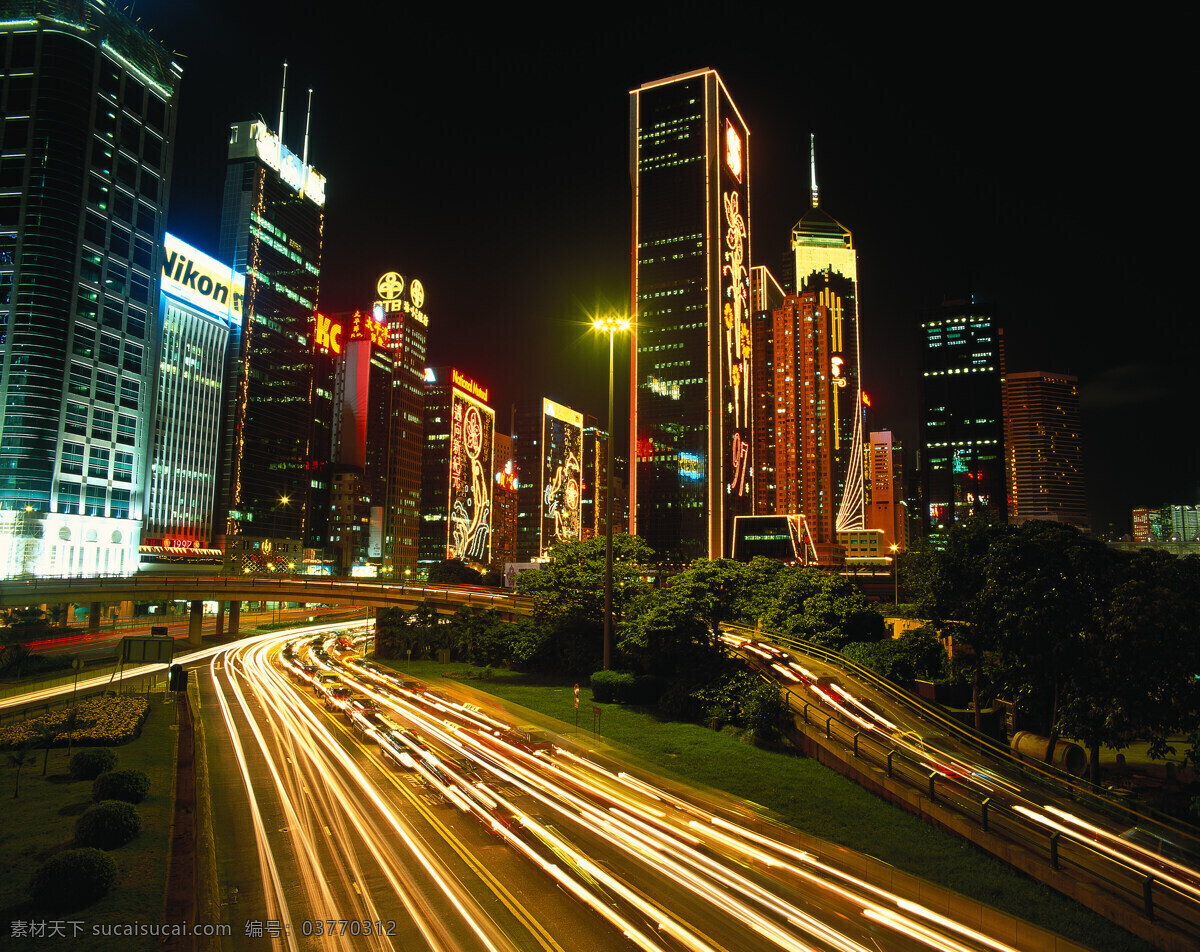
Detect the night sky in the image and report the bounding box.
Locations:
[143,3,1194,538]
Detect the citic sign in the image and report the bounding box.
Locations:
[315,313,342,354]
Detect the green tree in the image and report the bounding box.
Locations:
[662,559,748,633]
[905,520,1012,729]
[8,743,35,798]
[516,534,653,624]
[1059,550,1200,780]
[760,566,883,649]
[427,559,485,585]
[984,522,1109,761]
[617,584,717,680]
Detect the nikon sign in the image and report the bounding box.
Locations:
[162,232,245,324]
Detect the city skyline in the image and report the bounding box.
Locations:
[29,5,1196,539]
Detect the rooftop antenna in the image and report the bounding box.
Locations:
[809,132,819,208]
[302,88,313,167]
[277,61,288,142]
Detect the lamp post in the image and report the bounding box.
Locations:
[592,316,630,670]
[889,543,899,604]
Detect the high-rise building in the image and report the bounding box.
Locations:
[629,69,753,564]
[512,397,585,560]
[920,297,1005,539]
[866,430,906,552]
[326,309,393,575]
[1002,371,1088,531]
[750,265,784,516]
[581,414,609,541]
[143,234,242,558]
[777,135,865,548]
[377,273,427,581]
[491,431,517,570]
[0,2,180,577]
[215,116,326,552]
[418,367,493,576]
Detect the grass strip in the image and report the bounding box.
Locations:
[391,659,1158,952]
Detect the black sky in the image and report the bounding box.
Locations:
[143,2,1195,537]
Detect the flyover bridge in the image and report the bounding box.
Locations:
[0,575,535,645]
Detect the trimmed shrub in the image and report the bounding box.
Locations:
[28,848,117,910]
[92,768,150,804]
[74,799,141,849]
[69,747,117,780]
[590,669,636,703]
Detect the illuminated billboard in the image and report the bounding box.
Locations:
[447,373,494,565]
[314,312,344,355]
[161,233,244,324]
[541,399,583,553]
[720,109,752,501]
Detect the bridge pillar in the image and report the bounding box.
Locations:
[89,602,101,633]
[228,601,240,640]
[188,599,203,646]
[214,601,225,640]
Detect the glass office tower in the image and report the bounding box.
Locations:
[630,69,753,564]
[921,297,1006,540]
[216,119,325,552]
[0,1,179,577]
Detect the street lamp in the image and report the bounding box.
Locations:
[889,543,899,604]
[592,315,630,671]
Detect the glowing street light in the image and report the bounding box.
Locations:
[889,543,899,604]
[592,316,630,670]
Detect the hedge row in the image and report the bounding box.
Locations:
[0,695,149,750]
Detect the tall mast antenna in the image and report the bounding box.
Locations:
[277,61,288,141]
[810,132,819,208]
[302,88,313,167]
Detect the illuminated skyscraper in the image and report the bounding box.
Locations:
[0,2,179,577]
[215,112,326,551]
[1002,371,1088,531]
[778,135,865,546]
[921,297,1005,538]
[630,69,753,564]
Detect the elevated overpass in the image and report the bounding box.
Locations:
[1,575,535,644]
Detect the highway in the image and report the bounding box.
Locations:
[722,628,1200,948]
[199,622,1064,952]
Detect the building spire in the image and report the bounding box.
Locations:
[302,88,313,167]
[277,61,288,142]
[810,131,819,208]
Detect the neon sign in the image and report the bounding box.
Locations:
[374,271,429,326]
[447,387,494,565]
[452,368,488,403]
[541,398,583,551]
[722,186,751,497]
[347,309,388,348]
[725,119,743,183]
[314,313,343,354]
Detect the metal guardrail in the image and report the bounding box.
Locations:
[731,624,1200,940]
[728,623,1200,854]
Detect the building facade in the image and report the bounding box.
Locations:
[418,367,493,576]
[750,265,784,515]
[920,297,1005,539]
[1002,371,1088,531]
[326,309,393,575]
[143,234,242,557]
[866,429,906,552]
[629,69,753,564]
[215,118,325,552]
[0,2,179,577]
